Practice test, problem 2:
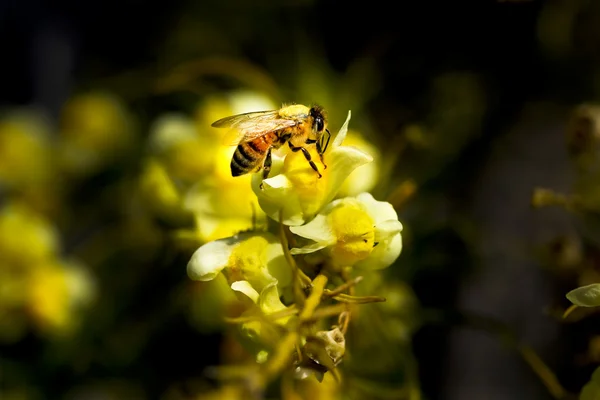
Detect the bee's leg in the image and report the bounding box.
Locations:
[289,142,322,178]
[315,140,324,167]
[306,136,327,170]
[319,129,331,169]
[258,147,273,190]
[263,147,273,180]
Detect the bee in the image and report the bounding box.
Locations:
[211,104,331,180]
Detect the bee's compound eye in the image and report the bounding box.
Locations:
[315,117,324,132]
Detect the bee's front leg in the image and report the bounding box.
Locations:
[289,142,322,178]
[316,139,327,169]
[317,129,330,169]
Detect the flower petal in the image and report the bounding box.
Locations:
[265,242,292,288]
[376,220,404,237]
[332,111,351,147]
[355,232,402,270]
[322,147,373,206]
[253,173,305,226]
[258,282,287,315]
[290,242,330,255]
[231,280,260,303]
[356,192,399,225]
[289,214,335,243]
[187,238,237,281]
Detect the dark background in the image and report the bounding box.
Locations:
[2,0,597,399]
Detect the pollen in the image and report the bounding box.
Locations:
[328,203,375,266]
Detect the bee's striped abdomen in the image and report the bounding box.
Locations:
[230,133,279,177]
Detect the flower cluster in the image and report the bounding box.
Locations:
[185,104,404,394]
[0,202,94,341]
[0,102,119,341]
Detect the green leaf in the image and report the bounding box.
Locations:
[566,284,600,307]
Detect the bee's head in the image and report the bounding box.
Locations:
[309,105,327,133]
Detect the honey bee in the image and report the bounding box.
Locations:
[211,104,331,180]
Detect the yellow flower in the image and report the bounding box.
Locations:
[26,260,95,336]
[187,232,291,301]
[252,111,373,226]
[59,91,135,176]
[138,158,186,221]
[290,193,403,270]
[148,113,217,183]
[0,202,59,266]
[187,232,293,348]
[0,109,54,188]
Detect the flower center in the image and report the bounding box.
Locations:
[227,235,275,291]
[328,203,375,266]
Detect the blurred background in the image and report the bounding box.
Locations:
[2,0,600,399]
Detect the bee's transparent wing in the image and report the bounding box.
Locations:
[212,110,298,145]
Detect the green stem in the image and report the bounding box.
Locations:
[299,274,328,321]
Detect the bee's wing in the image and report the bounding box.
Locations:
[211,110,279,128]
[213,110,299,146]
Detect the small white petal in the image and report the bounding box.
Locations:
[376,220,404,237]
[289,214,335,243]
[258,282,287,314]
[332,111,352,147]
[254,174,305,226]
[251,153,285,191]
[290,242,330,255]
[187,238,236,281]
[231,280,260,303]
[356,192,399,225]
[261,173,292,190]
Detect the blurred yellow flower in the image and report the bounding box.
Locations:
[0,202,59,266]
[59,91,135,176]
[149,113,216,183]
[26,260,95,336]
[138,158,186,221]
[0,109,54,188]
